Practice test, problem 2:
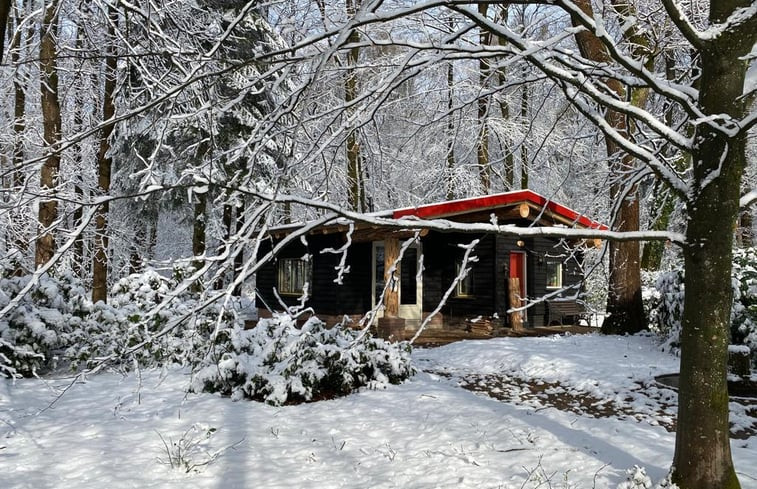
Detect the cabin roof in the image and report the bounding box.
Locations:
[269,190,607,239]
[392,190,608,230]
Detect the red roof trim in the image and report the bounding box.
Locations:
[392,190,608,230]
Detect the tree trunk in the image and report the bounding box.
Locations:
[71,35,86,279]
[494,5,514,190]
[0,0,10,63]
[519,79,528,189]
[641,49,685,271]
[737,209,753,248]
[446,27,455,201]
[9,5,27,275]
[214,202,234,289]
[602,181,645,334]
[568,0,644,334]
[92,3,118,303]
[233,202,246,295]
[477,2,490,193]
[508,277,523,331]
[345,0,365,212]
[192,193,207,273]
[671,3,752,485]
[36,0,62,269]
[383,237,399,317]
[640,183,674,271]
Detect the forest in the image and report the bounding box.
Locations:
[0,1,756,489]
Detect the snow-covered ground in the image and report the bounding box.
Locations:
[1,333,755,488]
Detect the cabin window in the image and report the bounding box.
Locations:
[546,262,562,289]
[455,260,473,297]
[277,257,311,295]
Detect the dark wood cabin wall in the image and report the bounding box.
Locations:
[421,232,498,321]
[255,235,372,316]
[257,229,587,328]
[255,237,308,312]
[522,238,585,327]
[312,239,372,315]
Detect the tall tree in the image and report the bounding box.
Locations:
[445,44,456,200]
[519,78,529,189]
[36,0,62,268]
[669,2,754,486]
[345,0,366,211]
[92,1,118,303]
[494,5,515,190]
[0,0,10,63]
[566,0,645,335]
[8,1,28,274]
[477,2,491,193]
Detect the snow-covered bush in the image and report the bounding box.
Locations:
[191,314,415,405]
[617,466,677,489]
[643,270,684,354]
[731,247,757,360]
[0,269,90,377]
[644,247,757,366]
[1,265,241,376]
[65,268,241,370]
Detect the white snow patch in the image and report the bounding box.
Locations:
[1,334,755,488]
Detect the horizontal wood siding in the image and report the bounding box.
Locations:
[256,235,372,316]
[526,238,584,327]
[421,232,498,322]
[257,229,586,328]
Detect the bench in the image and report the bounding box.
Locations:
[546,299,592,326]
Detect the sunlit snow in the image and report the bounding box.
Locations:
[2,333,755,488]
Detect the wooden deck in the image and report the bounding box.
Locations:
[407,325,598,347]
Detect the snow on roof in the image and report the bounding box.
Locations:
[392,189,608,230]
[268,190,607,236]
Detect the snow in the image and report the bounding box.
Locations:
[730,344,752,354]
[2,334,755,488]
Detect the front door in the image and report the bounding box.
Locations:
[509,251,527,321]
[372,241,423,325]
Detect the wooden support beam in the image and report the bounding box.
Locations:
[518,202,530,218]
[352,227,427,243]
[508,277,524,331]
[384,237,400,317]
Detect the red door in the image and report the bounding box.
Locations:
[509,252,527,317]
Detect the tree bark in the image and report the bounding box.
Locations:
[192,193,207,273]
[671,3,753,486]
[0,0,10,63]
[508,277,524,331]
[477,2,491,193]
[602,181,644,334]
[71,35,86,279]
[9,4,27,275]
[383,238,399,317]
[233,202,246,295]
[568,0,645,334]
[640,183,674,271]
[494,5,514,190]
[345,0,365,212]
[92,3,118,303]
[36,0,62,269]
[446,29,456,200]
[737,209,753,248]
[519,79,528,189]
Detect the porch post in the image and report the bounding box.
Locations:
[378,237,405,340]
[384,237,400,317]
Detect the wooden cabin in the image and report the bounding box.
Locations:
[255,190,607,337]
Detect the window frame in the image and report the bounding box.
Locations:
[277,257,312,296]
[454,259,474,298]
[545,261,563,290]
